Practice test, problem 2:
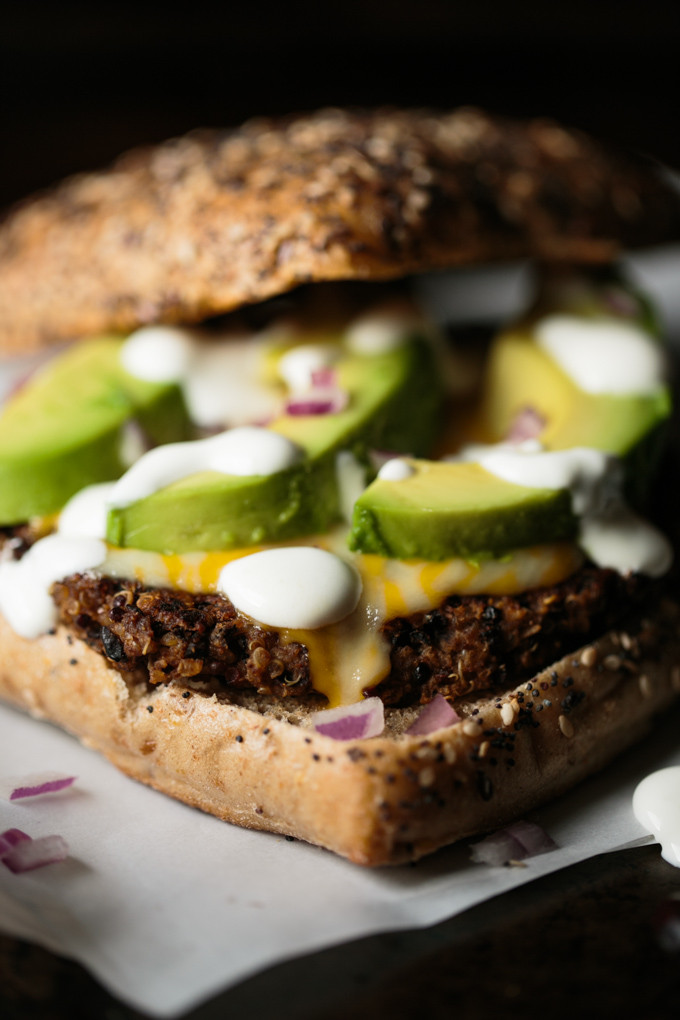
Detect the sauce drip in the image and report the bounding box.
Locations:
[633,767,680,867]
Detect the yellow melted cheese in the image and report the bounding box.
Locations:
[103,533,583,706]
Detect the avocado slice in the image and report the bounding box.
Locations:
[474,326,670,457]
[350,459,576,560]
[349,278,671,562]
[0,337,192,525]
[106,337,442,553]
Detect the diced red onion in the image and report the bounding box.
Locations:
[506,406,546,443]
[0,828,31,858]
[312,696,385,740]
[1,834,69,874]
[286,397,334,415]
[406,694,460,736]
[470,820,557,866]
[1,772,77,801]
[470,830,526,866]
[311,366,338,388]
[505,819,557,856]
[285,387,349,416]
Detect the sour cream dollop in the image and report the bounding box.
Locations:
[633,767,680,868]
[0,534,107,638]
[377,458,417,482]
[468,444,618,517]
[278,344,340,392]
[120,325,195,383]
[109,427,305,508]
[462,442,672,578]
[535,315,666,395]
[217,547,362,629]
[345,309,414,354]
[580,507,674,578]
[58,482,117,539]
[121,326,284,427]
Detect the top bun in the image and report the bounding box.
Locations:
[1,107,679,353]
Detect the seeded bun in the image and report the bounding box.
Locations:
[1,107,679,353]
[1,598,678,865]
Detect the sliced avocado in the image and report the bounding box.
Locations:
[106,338,442,553]
[350,275,670,561]
[473,326,670,457]
[0,337,192,524]
[469,313,670,511]
[350,459,575,560]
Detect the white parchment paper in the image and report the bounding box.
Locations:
[1,247,680,1017]
[1,702,678,1017]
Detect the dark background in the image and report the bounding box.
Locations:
[1,0,679,210]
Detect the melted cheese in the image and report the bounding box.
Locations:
[103,534,583,705]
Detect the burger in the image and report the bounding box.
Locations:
[1,107,679,866]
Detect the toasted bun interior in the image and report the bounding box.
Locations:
[2,598,679,865]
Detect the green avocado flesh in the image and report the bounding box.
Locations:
[349,315,670,562]
[477,328,671,457]
[350,460,576,560]
[7,275,666,566]
[106,338,442,553]
[0,338,191,524]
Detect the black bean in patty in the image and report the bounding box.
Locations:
[50,566,650,706]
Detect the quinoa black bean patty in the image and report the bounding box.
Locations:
[50,566,650,706]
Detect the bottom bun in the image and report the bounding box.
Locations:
[1,600,680,866]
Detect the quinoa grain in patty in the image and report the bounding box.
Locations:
[51,565,650,706]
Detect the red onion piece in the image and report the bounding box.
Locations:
[311,366,337,388]
[0,828,31,858]
[470,820,557,866]
[286,387,349,416]
[312,697,385,740]
[2,834,69,874]
[506,406,546,443]
[505,819,557,856]
[470,830,526,866]
[406,694,460,736]
[286,398,335,415]
[2,772,77,801]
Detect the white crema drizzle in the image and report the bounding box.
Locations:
[0,482,116,638]
[633,767,680,868]
[216,547,362,629]
[377,457,418,482]
[0,534,107,638]
[535,314,666,395]
[462,441,672,578]
[120,325,286,428]
[108,427,305,508]
[120,303,424,430]
[344,305,415,354]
